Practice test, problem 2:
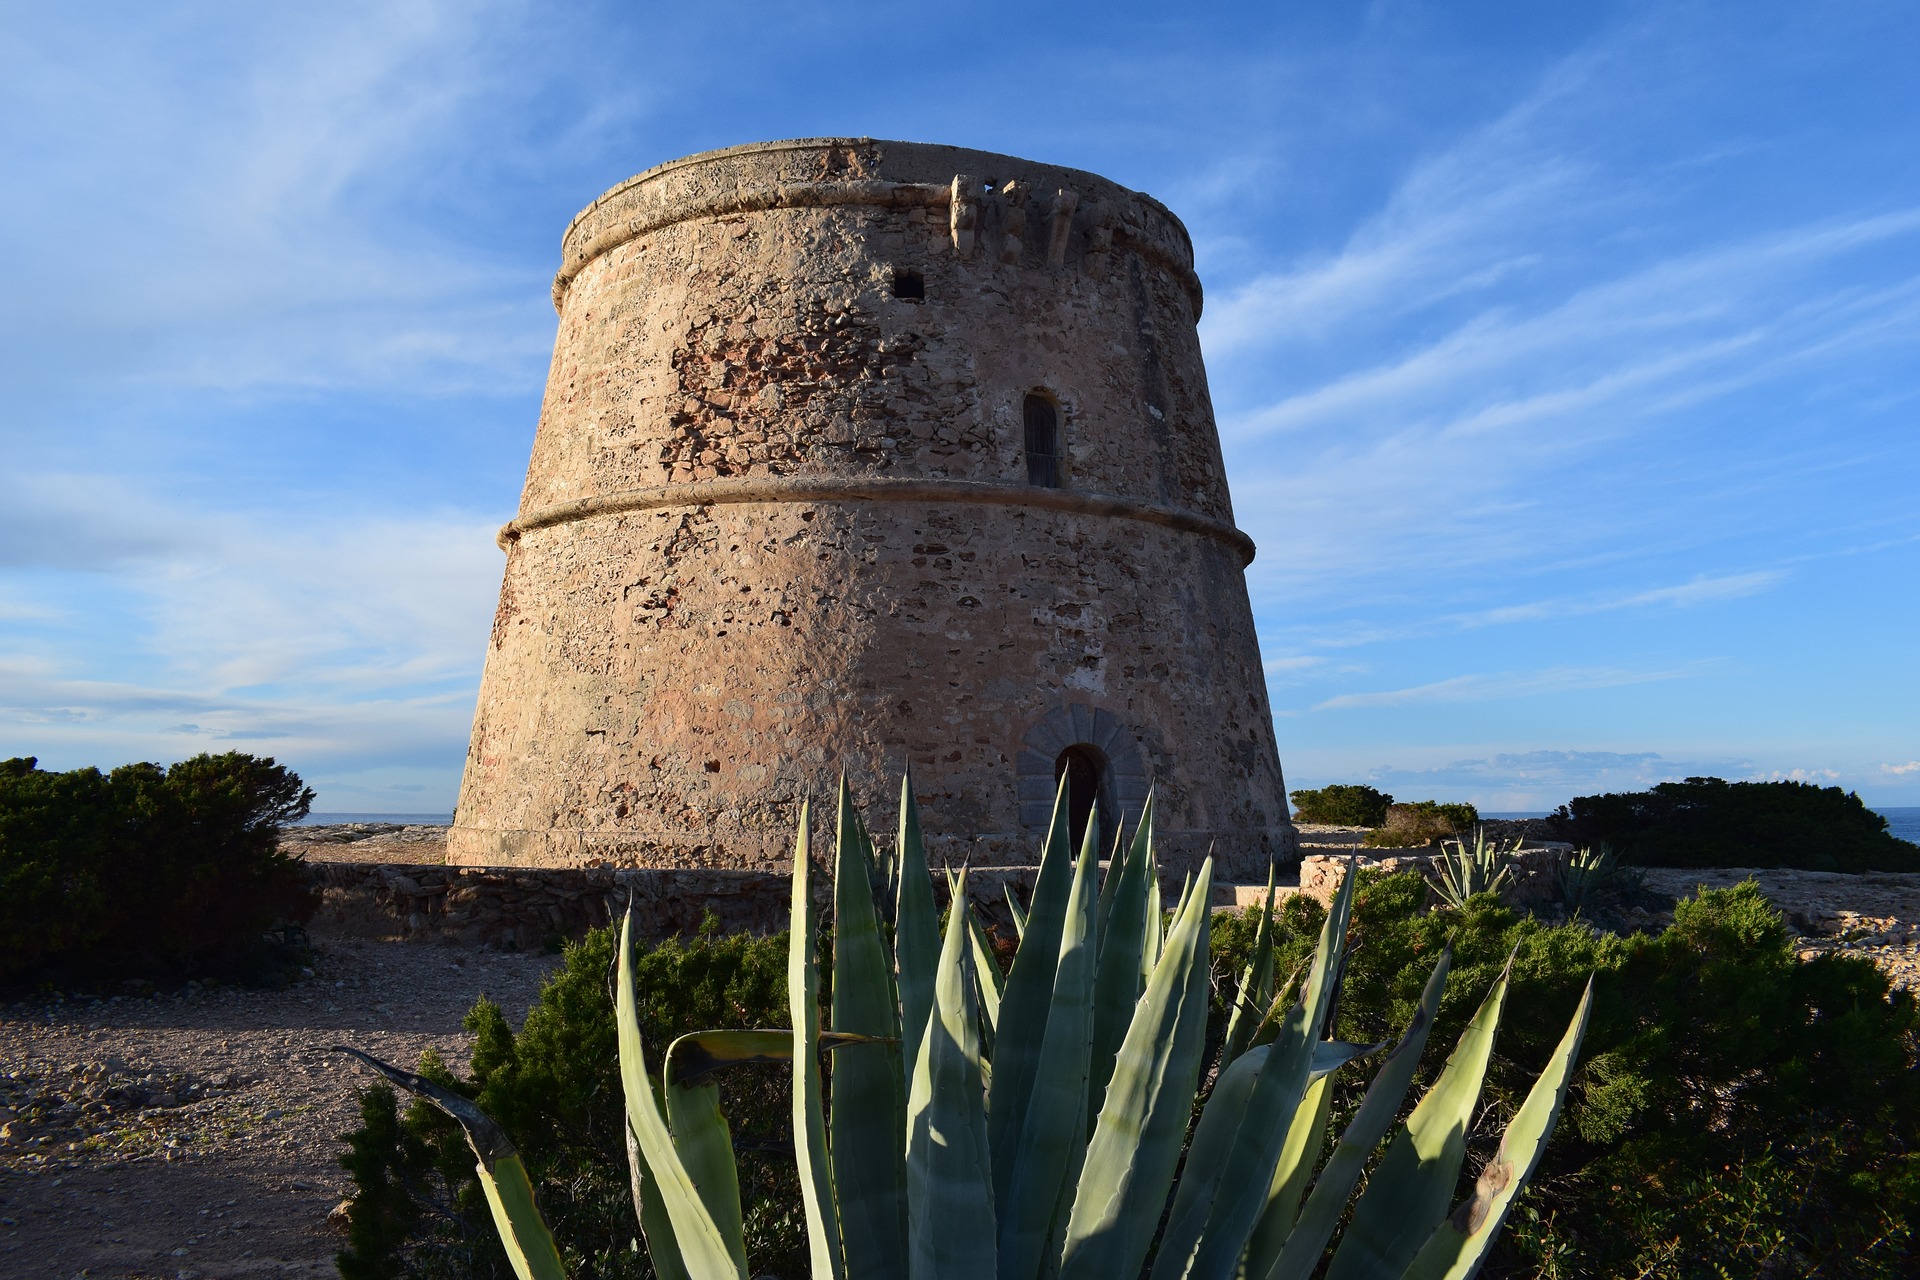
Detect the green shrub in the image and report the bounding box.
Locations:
[338,919,798,1280]
[1289,783,1392,826]
[0,753,315,985]
[1550,776,1920,872]
[1361,799,1480,847]
[1212,872,1920,1277]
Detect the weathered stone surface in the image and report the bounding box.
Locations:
[451,139,1293,882]
[306,860,1038,950]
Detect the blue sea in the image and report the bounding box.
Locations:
[1880,807,1920,844]
[295,811,451,826]
[1485,808,1920,844]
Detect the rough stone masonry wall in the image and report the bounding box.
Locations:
[308,861,1038,952]
[453,139,1292,882]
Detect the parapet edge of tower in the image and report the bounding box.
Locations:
[551,137,1203,317]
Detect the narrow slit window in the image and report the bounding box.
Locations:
[1024,394,1061,488]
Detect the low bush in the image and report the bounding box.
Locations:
[1361,799,1480,847]
[0,753,316,986]
[338,920,798,1280]
[1550,776,1920,872]
[1289,783,1392,826]
[1212,872,1920,1277]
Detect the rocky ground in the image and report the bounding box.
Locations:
[279,825,447,867]
[0,930,560,1279]
[1640,865,1920,989]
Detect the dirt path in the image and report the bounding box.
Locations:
[0,930,560,1279]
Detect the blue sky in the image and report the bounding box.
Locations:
[2,0,1916,813]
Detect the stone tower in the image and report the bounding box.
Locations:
[450,138,1294,881]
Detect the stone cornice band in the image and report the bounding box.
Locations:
[551,178,1206,319]
[497,476,1256,566]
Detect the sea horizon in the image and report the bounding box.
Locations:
[295,807,1920,844]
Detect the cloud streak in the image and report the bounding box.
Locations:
[0,0,556,402]
[1309,664,1697,712]
[0,481,502,796]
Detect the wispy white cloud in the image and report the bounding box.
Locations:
[1759,767,1843,784]
[1203,21,1920,617]
[1883,762,1920,777]
[1434,569,1787,632]
[1615,571,1786,610]
[1198,50,1606,355]
[0,480,502,799]
[0,472,206,571]
[1270,568,1787,654]
[0,0,554,400]
[1310,663,1696,712]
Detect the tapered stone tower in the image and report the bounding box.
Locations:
[450,138,1294,880]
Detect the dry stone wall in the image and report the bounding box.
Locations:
[454,139,1292,881]
[1296,845,1575,909]
[307,860,1037,951]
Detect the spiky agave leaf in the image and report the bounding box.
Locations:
[1057,855,1214,1280]
[987,773,1076,1214]
[906,867,996,1277]
[996,807,1102,1280]
[966,899,1005,1037]
[896,772,939,1103]
[787,801,845,1280]
[1086,792,1158,1124]
[624,1117,689,1280]
[831,779,909,1279]
[660,1029,889,1088]
[1005,883,1029,940]
[1143,865,1166,978]
[1244,1072,1332,1262]
[1255,946,1453,1279]
[614,911,749,1280]
[1323,950,1518,1279]
[661,1072,747,1270]
[334,1046,567,1280]
[1221,859,1279,1068]
[1156,859,1357,1280]
[642,1027,890,1280]
[1402,980,1594,1279]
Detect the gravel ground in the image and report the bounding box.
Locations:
[0,930,561,1279]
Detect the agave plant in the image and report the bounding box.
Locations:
[1554,844,1629,919]
[341,773,1590,1280]
[1428,828,1519,910]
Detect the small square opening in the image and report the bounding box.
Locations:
[891,268,925,301]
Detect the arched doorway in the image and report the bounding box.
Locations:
[1016,703,1149,848]
[1054,745,1106,853]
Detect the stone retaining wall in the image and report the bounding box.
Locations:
[1297,844,1574,908]
[307,861,1039,950]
